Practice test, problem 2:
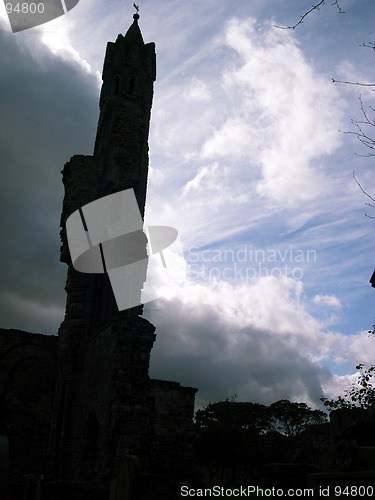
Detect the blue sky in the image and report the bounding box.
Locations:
[0,0,374,409]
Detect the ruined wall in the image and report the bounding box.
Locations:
[149,379,198,480]
[54,316,156,484]
[0,329,57,482]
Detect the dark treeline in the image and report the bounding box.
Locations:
[194,399,328,485]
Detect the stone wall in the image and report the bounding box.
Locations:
[0,329,57,482]
[149,379,198,481]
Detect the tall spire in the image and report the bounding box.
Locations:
[122,11,144,50]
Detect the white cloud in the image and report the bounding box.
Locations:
[334,60,374,99]
[201,117,255,160]
[147,15,352,253]
[41,25,92,72]
[321,372,358,402]
[313,294,342,309]
[1,1,102,83]
[146,268,374,408]
[184,76,211,102]
[38,17,101,84]
[347,329,375,366]
[199,18,345,204]
[182,162,220,196]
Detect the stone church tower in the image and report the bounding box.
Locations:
[0,13,197,500]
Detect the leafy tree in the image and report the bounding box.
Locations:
[194,398,328,484]
[195,400,270,484]
[195,399,270,434]
[268,399,328,438]
[321,364,375,410]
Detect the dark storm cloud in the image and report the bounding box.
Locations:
[146,294,333,409]
[0,24,99,333]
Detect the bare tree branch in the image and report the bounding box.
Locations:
[353,172,375,218]
[332,78,375,87]
[275,0,344,30]
[353,172,375,202]
[361,42,375,51]
[275,3,375,220]
[332,43,375,88]
[342,96,375,156]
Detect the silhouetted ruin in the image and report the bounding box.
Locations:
[0,15,197,500]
